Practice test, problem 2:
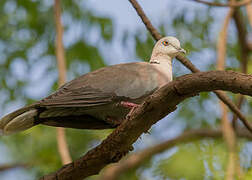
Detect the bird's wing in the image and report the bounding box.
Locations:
[39,86,115,108]
[38,62,159,108]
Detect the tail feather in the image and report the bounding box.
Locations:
[0,107,31,129]
[0,106,38,135]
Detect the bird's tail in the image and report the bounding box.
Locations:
[0,106,38,135]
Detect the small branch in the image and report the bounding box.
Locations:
[216,8,234,70]
[54,0,72,165]
[189,0,252,7]
[0,163,29,171]
[246,3,252,28]
[128,0,252,133]
[215,91,252,132]
[232,96,244,129]
[54,0,66,86]
[100,129,252,180]
[248,43,252,51]
[233,10,249,66]
[41,71,252,180]
[128,0,162,41]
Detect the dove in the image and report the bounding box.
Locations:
[0,36,185,135]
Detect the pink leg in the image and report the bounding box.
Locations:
[120,101,139,109]
[119,101,140,119]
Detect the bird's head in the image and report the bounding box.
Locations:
[151,36,186,60]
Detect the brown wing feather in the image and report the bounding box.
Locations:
[39,86,115,108]
[38,62,160,109]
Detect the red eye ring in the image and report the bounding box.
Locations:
[162,41,169,46]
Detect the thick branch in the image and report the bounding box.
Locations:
[128,0,252,133]
[190,0,252,7]
[54,0,72,165]
[100,128,252,180]
[41,71,252,180]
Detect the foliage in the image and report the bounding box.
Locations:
[0,0,251,179]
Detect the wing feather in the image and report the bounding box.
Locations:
[39,86,115,108]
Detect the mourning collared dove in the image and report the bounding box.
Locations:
[0,36,185,135]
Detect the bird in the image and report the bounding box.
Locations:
[0,36,186,135]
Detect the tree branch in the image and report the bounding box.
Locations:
[216,8,233,70]
[128,0,252,133]
[100,128,252,180]
[189,0,252,7]
[0,163,29,171]
[233,10,250,64]
[41,71,252,180]
[128,0,162,41]
[232,96,245,128]
[54,0,72,165]
[246,3,252,28]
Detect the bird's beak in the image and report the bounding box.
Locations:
[178,48,186,54]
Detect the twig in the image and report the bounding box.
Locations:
[54,0,72,165]
[0,163,29,171]
[246,3,252,28]
[233,10,249,73]
[216,8,233,70]
[249,43,252,51]
[190,0,252,7]
[128,0,252,133]
[128,0,162,41]
[232,96,244,128]
[214,91,252,132]
[100,128,252,180]
[40,71,252,180]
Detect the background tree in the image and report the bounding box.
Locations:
[0,0,252,180]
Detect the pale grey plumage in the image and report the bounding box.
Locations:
[0,36,185,135]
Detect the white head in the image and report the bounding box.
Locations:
[150,36,186,61]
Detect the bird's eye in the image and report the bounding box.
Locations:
[162,41,169,46]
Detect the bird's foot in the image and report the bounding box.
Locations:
[118,101,140,119]
[106,116,122,127]
[120,101,139,109]
[126,105,140,120]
